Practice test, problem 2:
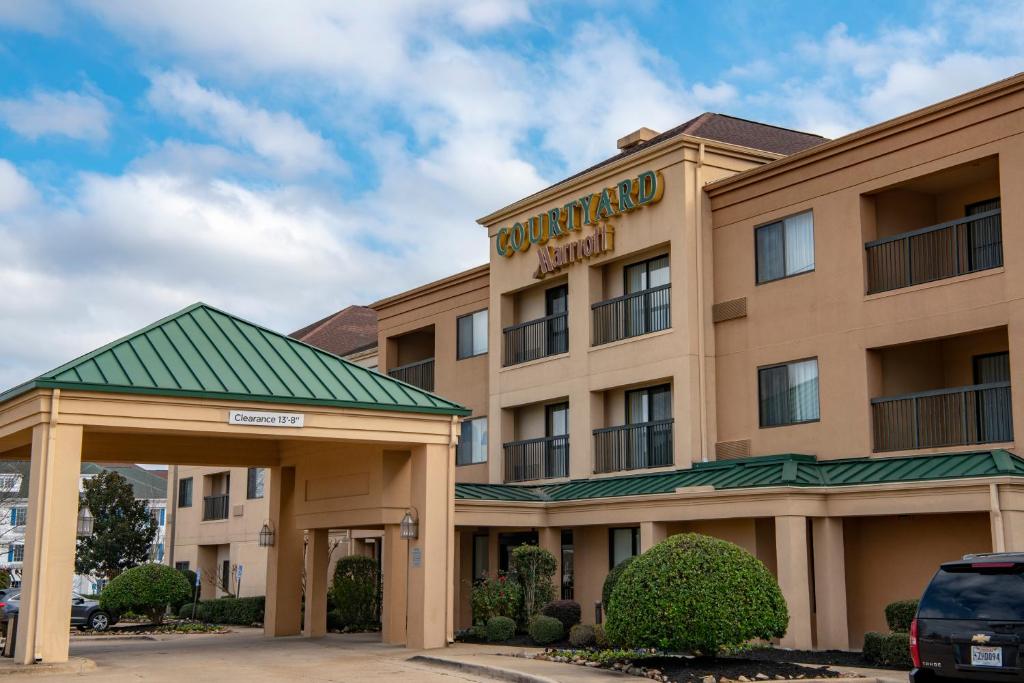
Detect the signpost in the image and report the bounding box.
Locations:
[235,564,244,597]
[191,568,201,620]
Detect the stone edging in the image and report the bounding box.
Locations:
[409,654,560,683]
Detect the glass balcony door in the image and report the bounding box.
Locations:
[625,384,672,468]
[624,255,670,338]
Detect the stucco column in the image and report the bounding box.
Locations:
[812,518,849,650]
[1001,510,1024,552]
[303,528,328,638]
[539,526,561,599]
[775,515,813,649]
[264,466,303,637]
[381,523,407,644]
[15,422,83,664]
[196,545,218,600]
[640,521,668,553]
[407,443,450,649]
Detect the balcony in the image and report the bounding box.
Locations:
[202,494,230,521]
[866,209,1002,294]
[503,435,569,482]
[871,382,1012,452]
[593,419,673,473]
[387,357,435,392]
[592,284,671,346]
[502,313,568,367]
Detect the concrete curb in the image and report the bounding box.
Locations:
[0,657,96,676]
[409,654,561,683]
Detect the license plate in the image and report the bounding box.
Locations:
[972,645,1003,667]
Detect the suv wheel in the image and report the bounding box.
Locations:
[89,611,110,632]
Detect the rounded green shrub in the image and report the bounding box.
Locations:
[863,631,912,667]
[885,600,919,633]
[594,623,611,648]
[327,608,344,632]
[605,533,788,653]
[331,555,381,629]
[100,563,192,624]
[178,602,199,619]
[569,623,596,648]
[602,556,635,610]
[540,599,581,631]
[529,615,564,645]
[486,615,517,642]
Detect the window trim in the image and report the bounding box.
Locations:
[754,210,815,286]
[456,308,489,360]
[178,477,193,508]
[607,526,640,570]
[456,416,488,467]
[757,356,821,429]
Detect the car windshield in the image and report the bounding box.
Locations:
[919,567,1024,620]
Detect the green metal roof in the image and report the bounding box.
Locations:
[0,303,469,416]
[455,450,1024,502]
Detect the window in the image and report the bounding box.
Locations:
[608,527,639,569]
[246,468,265,499]
[149,508,166,527]
[0,475,21,493]
[758,358,820,427]
[755,211,814,284]
[456,417,488,466]
[151,543,165,562]
[472,535,489,581]
[178,477,193,508]
[175,561,190,572]
[9,507,26,527]
[457,309,488,359]
[8,545,23,563]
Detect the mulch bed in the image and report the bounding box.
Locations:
[741,648,910,672]
[633,656,843,683]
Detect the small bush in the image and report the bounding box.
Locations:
[486,615,517,642]
[510,545,556,624]
[327,609,345,632]
[602,556,635,611]
[178,602,199,619]
[593,623,611,648]
[885,600,919,633]
[100,563,192,624]
[470,623,488,641]
[471,573,522,624]
[193,596,265,625]
[331,555,381,628]
[605,533,788,653]
[529,615,564,645]
[569,623,596,648]
[863,631,912,668]
[541,599,581,632]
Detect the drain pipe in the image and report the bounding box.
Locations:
[446,416,458,644]
[695,142,710,463]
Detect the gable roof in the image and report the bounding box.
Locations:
[0,303,468,416]
[455,450,1024,502]
[290,305,378,358]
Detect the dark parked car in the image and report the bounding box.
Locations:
[0,592,117,631]
[911,552,1024,683]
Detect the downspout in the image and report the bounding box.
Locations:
[991,483,1005,552]
[445,416,459,644]
[695,143,709,462]
[166,465,179,567]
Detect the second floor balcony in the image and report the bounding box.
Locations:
[202,494,230,521]
[502,313,568,367]
[593,418,673,473]
[387,357,435,392]
[592,284,671,346]
[503,435,568,482]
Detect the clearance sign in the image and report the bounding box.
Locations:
[495,170,664,279]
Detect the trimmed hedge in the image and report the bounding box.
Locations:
[863,632,912,668]
[529,615,564,645]
[178,602,199,619]
[605,533,788,653]
[190,596,265,625]
[541,599,581,632]
[486,615,517,642]
[331,555,381,628]
[885,600,919,633]
[100,563,192,624]
[510,545,556,624]
[602,556,635,610]
[569,623,596,647]
[594,623,611,648]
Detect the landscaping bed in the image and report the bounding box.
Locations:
[741,647,910,672]
[70,620,228,636]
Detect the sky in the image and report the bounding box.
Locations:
[0,0,1022,390]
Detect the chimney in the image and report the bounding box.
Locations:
[617,127,660,152]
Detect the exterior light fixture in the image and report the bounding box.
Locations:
[77,509,93,537]
[258,522,275,548]
[399,509,419,540]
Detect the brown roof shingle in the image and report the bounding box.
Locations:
[290,305,378,358]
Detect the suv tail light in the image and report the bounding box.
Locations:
[910,617,921,668]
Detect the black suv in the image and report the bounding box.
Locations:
[911,553,1024,682]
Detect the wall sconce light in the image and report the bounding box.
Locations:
[258,522,275,547]
[77,509,93,537]
[399,509,419,540]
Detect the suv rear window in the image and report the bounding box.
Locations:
[919,567,1024,620]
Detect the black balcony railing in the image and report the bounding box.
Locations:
[503,435,569,482]
[502,313,568,367]
[202,494,230,521]
[593,419,674,473]
[592,284,671,346]
[865,209,1002,294]
[871,382,1012,452]
[387,358,435,392]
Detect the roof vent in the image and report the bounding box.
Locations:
[617,127,660,152]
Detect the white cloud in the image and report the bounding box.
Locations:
[146,71,343,176]
[0,160,37,213]
[0,0,61,34]
[0,89,111,141]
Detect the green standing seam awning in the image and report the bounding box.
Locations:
[455,450,1024,502]
[0,303,470,417]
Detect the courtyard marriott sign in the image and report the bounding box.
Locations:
[494,170,664,279]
